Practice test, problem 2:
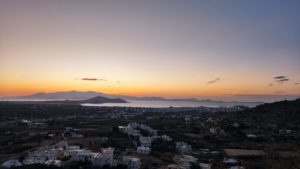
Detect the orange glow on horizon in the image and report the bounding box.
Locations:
[1,80,299,99]
[0,1,299,101]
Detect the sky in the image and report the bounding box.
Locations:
[0,0,300,102]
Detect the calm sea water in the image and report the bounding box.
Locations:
[81,100,252,108]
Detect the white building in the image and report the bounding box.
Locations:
[139,136,152,147]
[129,129,141,137]
[184,115,192,124]
[223,158,238,165]
[20,140,115,168]
[118,126,127,133]
[70,132,84,138]
[173,155,198,169]
[161,135,173,142]
[246,134,257,139]
[66,145,81,155]
[55,140,68,149]
[66,127,74,132]
[123,156,141,169]
[209,127,217,135]
[20,119,32,124]
[137,146,151,154]
[123,126,141,137]
[176,142,192,154]
[95,147,114,167]
[89,148,114,167]
[2,160,22,168]
[69,149,94,161]
[128,122,140,128]
[140,124,157,136]
[45,160,62,167]
[199,162,211,169]
[229,166,245,169]
[23,146,57,165]
[167,164,185,169]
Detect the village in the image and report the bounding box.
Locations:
[0,103,299,169]
[1,122,246,169]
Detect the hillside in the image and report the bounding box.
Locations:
[233,98,300,125]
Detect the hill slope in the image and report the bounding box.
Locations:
[234,98,300,124]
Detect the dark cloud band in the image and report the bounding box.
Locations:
[206,78,220,84]
[81,78,106,81]
[274,76,286,79]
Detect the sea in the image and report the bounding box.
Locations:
[81,100,258,108]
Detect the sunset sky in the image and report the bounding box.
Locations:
[0,1,299,101]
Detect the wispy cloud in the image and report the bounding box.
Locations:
[277,78,290,82]
[273,75,289,83]
[206,78,220,84]
[274,76,286,79]
[295,83,299,85]
[80,78,107,81]
[268,83,274,87]
[81,78,98,81]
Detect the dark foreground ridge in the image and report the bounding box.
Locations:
[230,98,300,124]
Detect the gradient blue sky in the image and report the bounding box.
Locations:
[0,0,299,101]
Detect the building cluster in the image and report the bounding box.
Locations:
[1,140,115,168]
[64,127,84,138]
[1,137,144,169]
[169,154,198,169]
[122,156,141,169]
[67,145,114,167]
[175,142,192,155]
[118,122,216,169]
[2,116,257,169]
[105,108,145,119]
[19,119,48,128]
[118,122,173,155]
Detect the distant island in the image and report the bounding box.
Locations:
[79,96,127,104]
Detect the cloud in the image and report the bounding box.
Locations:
[80,78,107,81]
[274,76,286,79]
[273,75,290,83]
[206,78,220,84]
[81,78,98,81]
[277,78,290,82]
[268,83,274,87]
[295,83,299,85]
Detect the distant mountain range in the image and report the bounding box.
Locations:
[1,91,264,107]
[0,96,127,105]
